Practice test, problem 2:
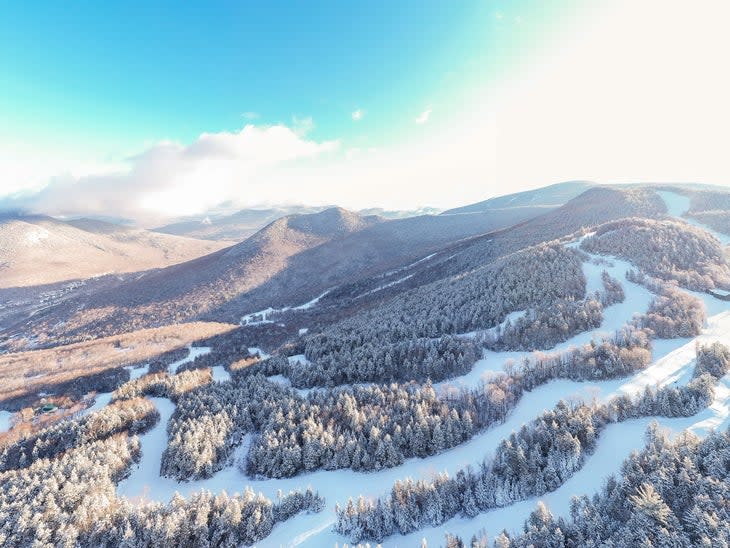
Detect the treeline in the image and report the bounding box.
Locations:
[0,432,323,547]
[162,375,478,481]
[164,326,654,482]
[600,270,626,306]
[0,397,158,472]
[300,244,586,385]
[113,368,213,402]
[335,342,729,543]
[245,381,477,478]
[335,400,606,543]
[256,335,481,388]
[482,297,603,352]
[181,328,259,373]
[581,217,730,291]
[482,270,625,352]
[448,424,730,547]
[513,325,652,389]
[626,271,707,338]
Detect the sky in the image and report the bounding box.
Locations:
[2,0,730,225]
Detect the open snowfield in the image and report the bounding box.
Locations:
[0,410,13,433]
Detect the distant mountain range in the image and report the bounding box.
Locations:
[4,180,728,352]
[0,214,229,288]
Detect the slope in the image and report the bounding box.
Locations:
[441,180,594,215]
[0,214,231,288]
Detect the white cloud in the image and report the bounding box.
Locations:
[241,111,259,119]
[415,107,432,125]
[3,0,730,220]
[1,124,339,224]
[351,109,364,121]
[292,115,315,136]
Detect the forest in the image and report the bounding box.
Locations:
[446,423,730,547]
[581,218,730,290]
[334,342,730,543]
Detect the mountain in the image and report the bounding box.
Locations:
[5,182,730,548]
[152,206,329,242]
[441,180,594,215]
[2,197,556,348]
[0,214,231,288]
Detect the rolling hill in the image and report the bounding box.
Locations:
[0,214,231,288]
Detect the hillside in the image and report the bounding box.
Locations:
[3,198,556,349]
[0,214,231,288]
[152,206,327,241]
[441,180,594,215]
[4,183,730,548]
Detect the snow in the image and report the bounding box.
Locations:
[240,290,332,325]
[357,274,414,299]
[292,289,331,311]
[287,354,310,366]
[78,392,114,418]
[117,397,177,502]
[0,410,14,433]
[398,417,682,546]
[25,373,46,380]
[78,348,202,420]
[298,328,309,336]
[384,252,438,277]
[248,347,271,360]
[267,374,316,398]
[108,198,730,545]
[240,307,278,326]
[440,249,654,392]
[657,190,730,245]
[168,345,210,374]
[211,365,231,382]
[125,363,150,380]
[459,309,526,340]
[112,291,730,546]
[25,227,49,244]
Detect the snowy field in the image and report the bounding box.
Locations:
[75,190,730,546]
[0,410,13,433]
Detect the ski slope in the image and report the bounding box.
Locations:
[657,190,730,245]
[107,190,730,546]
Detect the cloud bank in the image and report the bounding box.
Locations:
[3,0,730,225]
[1,125,339,224]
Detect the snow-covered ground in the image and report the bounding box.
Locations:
[109,192,730,546]
[126,363,150,380]
[459,309,526,340]
[0,410,14,433]
[168,345,210,374]
[240,290,332,326]
[248,346,271,360]
[211,365,231,382]
[78,392,113,418]
[657,190,730,245]
[113,296,730,546]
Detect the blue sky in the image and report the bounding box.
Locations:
[1,1,563,151]
[2,1,729,223]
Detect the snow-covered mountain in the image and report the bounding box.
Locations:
[3,182,730,547]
